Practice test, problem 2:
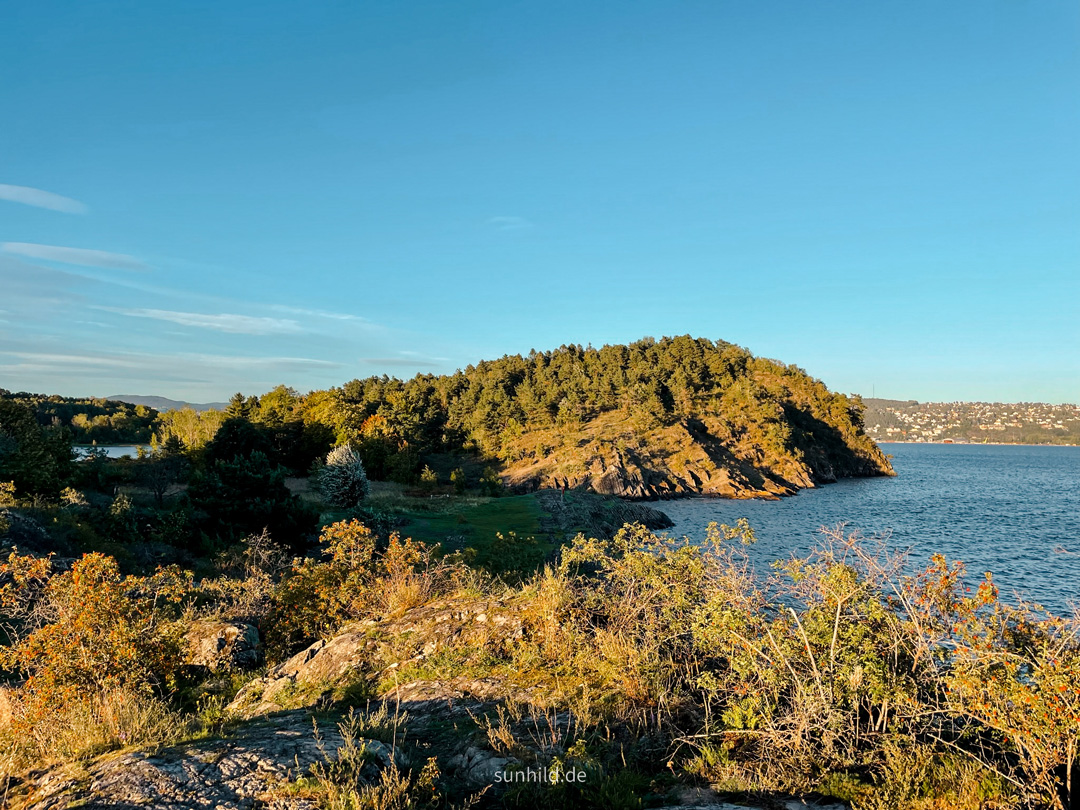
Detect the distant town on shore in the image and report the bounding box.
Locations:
[864,398,1080,444]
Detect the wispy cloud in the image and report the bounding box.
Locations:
[269,304,368,322]
[0,255,95,306]
[2,351,149,369]
[2,242,148,271]
[487,216,533,231]
[0,184,87,214]
[180,353,340,370]
[99,307,305,335]
[0,349,340,381]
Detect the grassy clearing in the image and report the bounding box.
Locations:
[362,486,553,574]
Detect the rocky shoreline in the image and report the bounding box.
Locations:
[501,414,894,501]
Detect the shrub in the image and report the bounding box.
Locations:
[0,551,191,770]
[513,524,1018,800]
[479,466,503,497]
[419,465,438,492]
[263,520,377,661]
[59,486,88,509]
[319,444,370,508]
[450,467,466,494]
[263,520,465,662]
[195,530,292,625]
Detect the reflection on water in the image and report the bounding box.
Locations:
[659,443,1080,615]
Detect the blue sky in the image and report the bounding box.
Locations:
[2,1,1077,403]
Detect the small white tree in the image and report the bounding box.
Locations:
[318,444,370,508]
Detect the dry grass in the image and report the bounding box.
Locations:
[0,687,187,775]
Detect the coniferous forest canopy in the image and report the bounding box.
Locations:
[0,392,159,444]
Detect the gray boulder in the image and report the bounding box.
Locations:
[184,620,262,673]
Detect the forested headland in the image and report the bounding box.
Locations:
[4,336,893,505]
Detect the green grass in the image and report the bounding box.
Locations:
[398,493,553,567]
[316,481,561,575]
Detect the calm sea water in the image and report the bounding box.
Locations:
[659,443,1080,615]
[74,444,145,459]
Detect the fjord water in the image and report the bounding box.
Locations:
[660,443,1080,615]
[74,445,144,459]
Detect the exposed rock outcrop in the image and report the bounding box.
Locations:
[501,411,893,500]
[228,598,524,718]
[184,620,263,673]
[10,710,394,810]
[0,509,55,556]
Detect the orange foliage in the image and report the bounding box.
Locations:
[0,552,190,730]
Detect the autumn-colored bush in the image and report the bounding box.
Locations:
[0,552,190,705]
[503,524,1033,805]
[939,577,1080,810]
[0,551,192,771]
[263,519,465,662]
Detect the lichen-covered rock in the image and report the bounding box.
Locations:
[184,620,262,673]
[228,599,524,718]
[11,710,398,810]
[445,744,516,787]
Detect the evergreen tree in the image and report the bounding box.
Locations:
[224,392,249,419]
[0,399,74,498]
[317,444,370,508]
[187,450,316,551]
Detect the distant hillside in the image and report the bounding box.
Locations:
[107,395,228,413]
[864,398,1080,444]
[336,336,895,499]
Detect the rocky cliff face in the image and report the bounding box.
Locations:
[500,412,893,500]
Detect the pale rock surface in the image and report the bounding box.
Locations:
[13,710,396,810]
[184,620,262,673]
[228,598,523,717]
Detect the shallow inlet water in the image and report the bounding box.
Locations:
[658,443,1080,615]
[74,444,145,459]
